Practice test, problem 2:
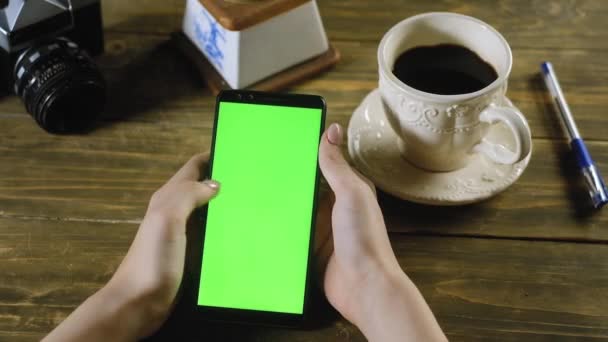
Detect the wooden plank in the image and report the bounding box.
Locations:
[101,0,183,35]
[0,218,134,342]
[99,0,608,51]
[318,0,608,50]
[0,332,44,342]
[1,217,607,341]
[0,32,606,240]
[402,236,608,341]
[88,32,608,141]
[293,42,608,142]
[0,116,211,221]
[1,112,607,240]
[381,138,608,239]
[2,34,606,139]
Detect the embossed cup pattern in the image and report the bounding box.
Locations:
[377,12,531,172]
[379,74,509,171]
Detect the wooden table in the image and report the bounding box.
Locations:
[1,1,607,341]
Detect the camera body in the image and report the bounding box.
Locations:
[0,0,105,133]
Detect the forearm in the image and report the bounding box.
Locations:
[357,269,447,342]
[43,285,142,342]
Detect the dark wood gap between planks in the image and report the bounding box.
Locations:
[99,26,608,53]
[388,230,608,246]
[0,213,142,225]
[2,212,607,247]
[3,109,606,145]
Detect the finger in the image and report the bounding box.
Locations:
[169,152,210,184]
[190,179,220,210]
[169,180,220,222]
[319,123,373,195]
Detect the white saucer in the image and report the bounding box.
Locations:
[347,89,532,205]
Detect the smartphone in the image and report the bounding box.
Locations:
[184,90,326,327]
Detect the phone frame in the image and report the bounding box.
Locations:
[182,90,326,327]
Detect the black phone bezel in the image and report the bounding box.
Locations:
[182,90,327,328]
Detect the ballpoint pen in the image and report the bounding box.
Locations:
[541,61,608,209]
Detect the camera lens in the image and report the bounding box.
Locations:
[13,38,106,134]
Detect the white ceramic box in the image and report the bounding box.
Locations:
[182,0,329,89]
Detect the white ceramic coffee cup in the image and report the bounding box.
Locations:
[378,12,532,172]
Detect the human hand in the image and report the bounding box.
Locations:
[107,153,219,337]
[316,123,446,341]
[44,153,219,342]
[316,123,401,322]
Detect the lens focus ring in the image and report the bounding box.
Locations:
[14,38,106,134]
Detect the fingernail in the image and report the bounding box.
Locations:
[327,123,343,145]
[202,179,220,190]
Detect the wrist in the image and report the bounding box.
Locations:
[353,266,446,342]
[102,275,172,339]
[92,283,144,340]
[353,266,419,340]
[347,265,407,331]
[98,276,167,340]
[350,264,410,328]
[44,284,144,342]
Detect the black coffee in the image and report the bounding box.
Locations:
[392,44,498,95]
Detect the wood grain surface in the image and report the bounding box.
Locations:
[2,217,607,341]
[1,0,607,341]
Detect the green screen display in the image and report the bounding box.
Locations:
[197,101,322,314]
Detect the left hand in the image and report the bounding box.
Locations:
[44,153,219,341]
[108,152,219,337]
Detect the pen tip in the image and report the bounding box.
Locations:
[592,186,608,209]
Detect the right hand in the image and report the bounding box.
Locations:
[316,123,402,324]
[317,123,447,341]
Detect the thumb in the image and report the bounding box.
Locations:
[191,180,221,208]
[175,179,220,219]
[319,123,372,195]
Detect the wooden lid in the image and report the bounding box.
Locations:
[199,0,311,31]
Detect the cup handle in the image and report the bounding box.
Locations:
[472,100,532,165]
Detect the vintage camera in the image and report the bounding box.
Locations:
[0,0,105,133]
